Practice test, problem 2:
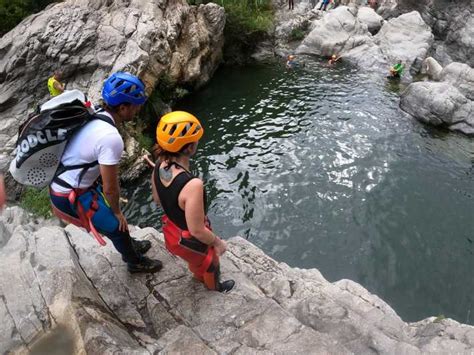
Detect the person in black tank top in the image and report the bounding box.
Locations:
[151,111,235,293]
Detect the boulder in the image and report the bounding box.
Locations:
[2,206,474,353]
[421,56,443,80]
[0,0,225,175]
[357,6,384,34]
[297,8,433,76]
[393,0,473,67]
[440,62,474,101]
[400,81,474,135]
[373,11,434,73]
[297,6,373,57]
[376,0,400,19]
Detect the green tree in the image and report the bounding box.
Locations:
[0,0,60,35]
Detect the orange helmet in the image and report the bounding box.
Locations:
[156,111,204,152]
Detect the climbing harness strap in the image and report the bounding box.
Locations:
[162,215,214,275]
[50,187,107,246]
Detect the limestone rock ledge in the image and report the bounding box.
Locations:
[0,0,225,173]
[1,207,474,354]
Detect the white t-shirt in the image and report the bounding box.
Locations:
[50,111,123,193]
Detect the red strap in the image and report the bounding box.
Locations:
[198,247,215,275]
[168,217,215,274]
[61,188,107,246]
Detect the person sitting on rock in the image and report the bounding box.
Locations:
[389,60,405,78]
[319,0,331,11]
[328,54,342,65]
[151,111,235,293]
[48,70,65,97]
[49,72,163,274]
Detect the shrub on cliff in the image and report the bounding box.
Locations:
[190,0,273,33]
[0,0,60,35]
[188,0,274,64]
[20,187,53,218]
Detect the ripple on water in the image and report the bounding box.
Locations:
[125,60,474,326]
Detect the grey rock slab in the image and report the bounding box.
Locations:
[3,208,474,353]
[374,11,434,73]
[0,0,225,177]
[297,6,373,57]
[400,81,474,135]
[357,6,384,34]
[441,62,474,101]
[156,325,216,355]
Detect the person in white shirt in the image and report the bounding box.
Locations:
[49,72,163,274]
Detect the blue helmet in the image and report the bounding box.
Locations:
[102,72,147,106]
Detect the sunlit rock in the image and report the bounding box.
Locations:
[2,207,474,353]
[400,62,474,136]
[357,6,384,35]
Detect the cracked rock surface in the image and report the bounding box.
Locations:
[400,61,474,136]
[0,0,225,174]
[1,207,474,353]
[297,7,433,76]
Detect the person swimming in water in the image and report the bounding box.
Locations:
[388,60,405,79]
[328,54,341,65]
[286,55,297,69]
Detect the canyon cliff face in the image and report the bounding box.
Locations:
[378,0,473,67]
[0,0,225,175]
[2,206,474,354]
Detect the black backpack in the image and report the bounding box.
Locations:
[9,90,114,188]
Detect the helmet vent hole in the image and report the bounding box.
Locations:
[169,125,177,135]
[168,137,176,144]
[181,123,191,136]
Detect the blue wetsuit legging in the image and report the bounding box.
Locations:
[50,185,140,263]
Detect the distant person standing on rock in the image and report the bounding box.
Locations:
[48,70,65,97]
[152,111,235,293]
[289,0,294,10]
[319,0,331,11]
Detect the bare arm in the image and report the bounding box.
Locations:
[182,179,216,245]
[151,169,161,206]
[53,80,64,93]
[100,164,128,231]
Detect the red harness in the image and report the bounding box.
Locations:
[162,215,214,275]
[50,188,106,246]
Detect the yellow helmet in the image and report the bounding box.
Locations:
[156,111,204,152]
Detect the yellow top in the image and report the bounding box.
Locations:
[48,76,62,97]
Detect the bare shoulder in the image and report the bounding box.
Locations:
[185,178,204,191]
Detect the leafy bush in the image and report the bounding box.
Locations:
[188,0,273,35]
[20,187,53,219]
[289,28,306,41]
[0,0,60,35]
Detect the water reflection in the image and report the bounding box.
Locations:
[124,60,474,325]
